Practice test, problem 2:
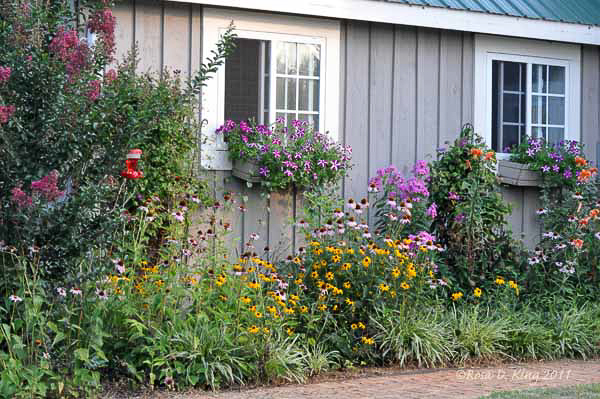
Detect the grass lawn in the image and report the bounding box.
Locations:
[479,384,600,399]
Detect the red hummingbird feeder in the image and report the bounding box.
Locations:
[121,149,144,179]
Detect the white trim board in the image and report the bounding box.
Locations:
[172,0,600,46]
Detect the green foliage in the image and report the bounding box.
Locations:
[524,180,600,299]
[429,125,522,290]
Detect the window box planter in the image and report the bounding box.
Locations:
[497,160,542,187]
[232,159,262,183]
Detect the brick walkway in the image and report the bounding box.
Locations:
[115,360,600,399]
[176,360,600,399]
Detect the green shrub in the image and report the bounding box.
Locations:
[428,125,523,291]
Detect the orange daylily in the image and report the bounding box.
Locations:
[484,151,495,160]
[578,169,592,182]
[571,239,584,249]
[575,156,587,167]
[579,217,589,227]
[470,148,483,157]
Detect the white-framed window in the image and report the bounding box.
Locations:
[201,8,340,170]
[474,35,581,156]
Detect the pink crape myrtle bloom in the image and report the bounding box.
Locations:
[10,187,32,208]
[31,170,64,201]
[0,105,16,124]
[0,66,11,84]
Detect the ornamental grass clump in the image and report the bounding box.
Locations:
[215,119,352,191]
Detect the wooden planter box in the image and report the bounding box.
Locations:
[232,159,262,183]
[497,160,542,187]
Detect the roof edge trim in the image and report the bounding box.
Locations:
[172,0,600,45]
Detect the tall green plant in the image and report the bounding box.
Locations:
[428,125,521,290]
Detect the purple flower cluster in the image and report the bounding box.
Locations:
[369,162,430,202]
[214,119,351,189]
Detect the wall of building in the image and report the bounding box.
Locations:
[113,1,600,256]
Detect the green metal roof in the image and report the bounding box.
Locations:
[382,0,600,26]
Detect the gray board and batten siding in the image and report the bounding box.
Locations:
[113,0,600,255]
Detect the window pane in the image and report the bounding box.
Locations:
[502,93,521,123]
[548,127,564,146]
[532,64,547,93]
[532,126,546,140]
[276,43,286,74]
[548,97,565,125]
[287,78,297,110]
[286,42,297,75]
[276,77,285,109]
[224,38,261,122]
[299,79,319,111]
[299,44,320,76]
[502,124,520,151]
[548,66,565,94]
[503,62,523,92]
[531,95,547,124]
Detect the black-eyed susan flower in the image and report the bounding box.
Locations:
[451,292,463,301]
[358,322,366,330]
[495,277,505,285]
[362,256,371,268]
[248,325,259,334]
[400,282,410,290]
[361,336,375,345]
[343,281,351,289]
[300,306,308,313]
[474,288,482,297]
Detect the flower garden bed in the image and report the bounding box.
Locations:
[1,3,600,397]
